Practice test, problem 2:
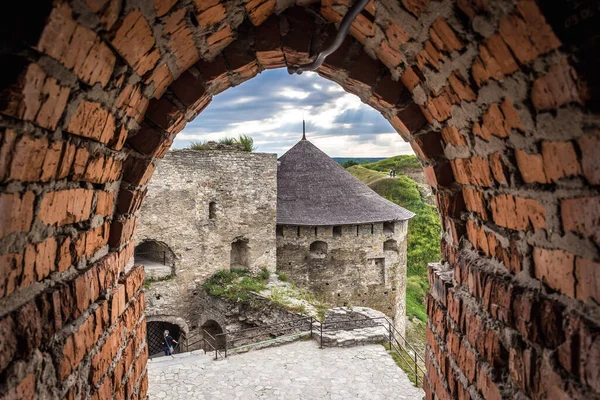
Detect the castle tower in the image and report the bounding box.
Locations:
[276,137,414,336]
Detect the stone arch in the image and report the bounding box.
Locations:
[230,238,249,269]
[134,239,176,277]
[384,239,398,253]
[0,1,598,400]
[146,315,189,358]
[309,240,328,258]
[201,319,226,350]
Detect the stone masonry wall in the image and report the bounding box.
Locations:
[277,221,408,336]
[137,149,277,326]
[0,1,598,399]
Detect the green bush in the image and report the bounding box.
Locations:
[202,269,267,302]
[277,272,289,282]
[237,134,257,152]
[361,155,422,175]
[259,267,270,280]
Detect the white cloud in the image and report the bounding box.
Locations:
[279,87,310,99]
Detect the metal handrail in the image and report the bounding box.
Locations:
[178,313,424,385]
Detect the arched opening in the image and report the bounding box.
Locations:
[230,239,249,269]
[147,320,182,358]
[384,239,398,253]
[309,241,328,258]
[1,2,597,400]
[201,320,225,350]
[209,201,217,220]
[134,240,176,278]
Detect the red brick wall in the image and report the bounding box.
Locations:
[0,1,598,399]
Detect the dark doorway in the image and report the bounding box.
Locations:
[147,321,181,357]
[230,239,249,269]
[202,320,225,350]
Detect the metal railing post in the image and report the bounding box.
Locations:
[310,317,313,338]
[320,321,323,349]
[224,332,228,358]
[388,320,392,349]
[414,352,418,383]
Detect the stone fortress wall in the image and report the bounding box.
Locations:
[276,221,408,335]
[136,149,277,325]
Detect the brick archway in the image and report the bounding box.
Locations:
[0,1,598,400]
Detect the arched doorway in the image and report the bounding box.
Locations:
[134,240,176,278]
[147,320,182,358]
[201,320,225,350]
[230,239,249,269]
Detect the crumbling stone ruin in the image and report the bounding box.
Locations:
[0,0,598,399]
[138,137,413,339]
[135,148,277,343]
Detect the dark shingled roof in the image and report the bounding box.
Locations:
[277,139,415,226]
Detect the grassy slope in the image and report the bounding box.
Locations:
[346,165,389,185]
[348,159,441,322]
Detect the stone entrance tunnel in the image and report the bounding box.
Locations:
[0,0,598,399]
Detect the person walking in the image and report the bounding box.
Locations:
[162,330,178,356]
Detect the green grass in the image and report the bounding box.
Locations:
[361,155,422,174]
[346,165,389,185]
[188,135,256,152]
[347,158,441,323]
[277,272,289,282]
[203,269,268,302]
[381,342,423,387]
[259,267,270,280]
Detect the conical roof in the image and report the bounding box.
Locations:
[277,139,415,226]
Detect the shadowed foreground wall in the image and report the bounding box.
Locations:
[0,0,598,399]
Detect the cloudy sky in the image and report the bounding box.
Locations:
[172,69,415,157]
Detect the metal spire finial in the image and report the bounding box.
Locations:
[302,119,306,140]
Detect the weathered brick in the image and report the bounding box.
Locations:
[0,191,35,238]
[163,9,199,73]
[1,63,70,130]
[0,315,17,374]
[120,265,145,302]
[245,0,275,26]
[116,83,148,124]
[531,60,582,111]
[489,152,507,185]
[109,217,138,248]
[401,0,430,17]
[533,248,575,297]
[561,196,600,245]
[38,189,94,226]
[122,157,155,186]
[515,149,547,184]
[463,187,487,219]
[67,101,115,144]
[498,0,560,65]
[145,63,173,99]
[541,141,581,182]
[96,191,114,217]
[37,4,115,87]
[155,0,177,17]
[206,25,234,55]
[430,17,463,52]
[441,125,467,146]
[194,0,227,28]
[450,157,493,187]
[111,10,160,76]
[145,98,186,135]
[575,257,600,303]
[578,134,600,185]
[491,194,545,231]
[255,14,286,69]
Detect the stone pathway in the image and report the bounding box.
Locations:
[148,341,424,399]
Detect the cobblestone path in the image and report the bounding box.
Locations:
[148,341,424,399]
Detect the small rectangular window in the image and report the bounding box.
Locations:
[209,201,216,220]
[333,226,342,238]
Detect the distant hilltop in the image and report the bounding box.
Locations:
[333,157,385,164]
